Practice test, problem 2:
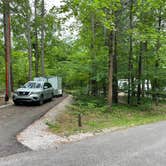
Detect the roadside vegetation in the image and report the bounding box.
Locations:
[47,95,166,137]
[0,1,166,133]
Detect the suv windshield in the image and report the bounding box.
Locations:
[24,82,42,89]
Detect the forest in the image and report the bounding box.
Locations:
[0,0,166,107]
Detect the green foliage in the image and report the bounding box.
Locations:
[47,96,166,136]
[0,0,165,105]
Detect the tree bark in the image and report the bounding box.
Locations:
[137,42,143,105]
[41,0,45,76]
[141,41,147,98]
[108,31,115,107]
[90,13,97,96]
[78,113,82,127]
[153,9,161,106]
[3,0,11,101]
[127,0,133,105]
[34,0,39,77]
[24,0,33,81]
[26,21,32,80]
[112,29,118,104]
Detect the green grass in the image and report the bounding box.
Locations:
[47,96,166,137]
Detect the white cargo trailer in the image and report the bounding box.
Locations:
[34,76,63,96]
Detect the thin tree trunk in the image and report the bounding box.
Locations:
[128,0,133,105]
[141,41,147,98]
[41,0,45,76]
[90,13,97,96]
[26,21,32,80]
[103,9,108,98]
[108,31,115,107]
[34,0,39,77]
[78,113,82,127]
[137,42,143,104]
[112,29,118,104]
[147,79,150,91]
[103,81,107,97]
[153,9,161,106]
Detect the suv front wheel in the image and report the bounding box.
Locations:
[38,95,44,105]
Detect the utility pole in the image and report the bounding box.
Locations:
[3,0,11,102]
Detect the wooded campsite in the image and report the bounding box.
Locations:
[0,0,166,108]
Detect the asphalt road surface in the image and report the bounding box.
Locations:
[0,96,66,158]
[0,121,166,166]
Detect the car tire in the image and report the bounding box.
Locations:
[39,95,44,105]
[14,101,19,106]
[59,93,63,97]
[50,93,53,101]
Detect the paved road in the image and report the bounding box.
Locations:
[0,121,166,166]
[0,96,66,158]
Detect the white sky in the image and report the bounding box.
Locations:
[44,0,62,10]
[30,0,78,40]
[44,0,79,41]
[29,0,63,12]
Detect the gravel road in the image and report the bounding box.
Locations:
[0,96,66,158]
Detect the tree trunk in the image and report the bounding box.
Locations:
[112,29,118,104]
[108,31,115,107]
[25,0,33,81]
[3,0,11,101]
[41,0,45,76]
[137,42,143,105]
[102,81,107,97]
[153,9,161,106]
[90,13,97,96]
[26,21,33,80]
[34,0,39,77]
[128,0,133,105]
[78,113,82,127]
[141,41,147,98]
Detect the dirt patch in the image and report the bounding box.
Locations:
[0,96,12,107]
[0,97,5,106]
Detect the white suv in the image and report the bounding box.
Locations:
[13,81,54,105]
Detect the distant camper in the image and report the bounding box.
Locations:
[34,76,63,97]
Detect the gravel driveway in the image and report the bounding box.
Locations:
[0,96,66,158]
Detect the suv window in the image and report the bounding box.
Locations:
[47,83,52,88]
[44,82,52,89]
[24,82,42,89]
[36,83,42,88]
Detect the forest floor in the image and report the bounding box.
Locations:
[0,97,3,105]
[48,96,166,137]
[0,95,12,107]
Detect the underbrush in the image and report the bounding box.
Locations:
[47,95,166,137]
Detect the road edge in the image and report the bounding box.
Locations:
[16,95,73,150]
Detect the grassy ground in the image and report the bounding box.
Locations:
[47,96,166,137]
